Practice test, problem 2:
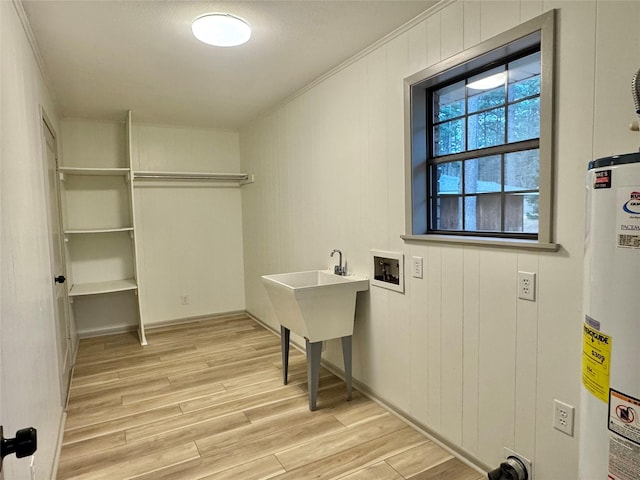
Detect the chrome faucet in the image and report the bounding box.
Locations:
[330,249,346,276]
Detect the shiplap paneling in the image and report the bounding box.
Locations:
[1,2,64,478]
[441,1,464,60]
[407,19,427,76]
[514,253,539,459]
[426,246,442,430]
[440,246,464,445]
[591,1,640,160]
[521,1,543,22]
[480,1,520,41]
[477,250,517,461]
[462,1,481,50]
[409,244,430,422]
[426,13,441,67]
[462,248,480,455]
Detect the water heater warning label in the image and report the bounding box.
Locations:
[609,390,640,479]
[609,389,640,445]
[609,434,640,480]
[582,322,611,403]
[617,188,640,249]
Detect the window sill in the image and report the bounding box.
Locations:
[401,234,560,252]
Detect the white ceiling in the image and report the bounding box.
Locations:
[23,1,436,130]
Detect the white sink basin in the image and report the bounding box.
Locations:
[261,270,369,342]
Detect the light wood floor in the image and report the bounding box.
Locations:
[58,314,485,480]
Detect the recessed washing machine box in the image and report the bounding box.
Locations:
[370,250,404,293]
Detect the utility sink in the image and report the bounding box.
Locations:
[261,270,369,342]
[261,269,369,410]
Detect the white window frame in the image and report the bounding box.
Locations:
[402,10,558,251]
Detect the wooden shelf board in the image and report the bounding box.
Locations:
[69,279,138,297]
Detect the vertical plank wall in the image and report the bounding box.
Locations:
[240,1,640,478]
[1,1,64,478]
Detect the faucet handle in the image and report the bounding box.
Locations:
[334,265,347,276]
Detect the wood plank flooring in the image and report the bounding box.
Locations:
[58,314,485,480]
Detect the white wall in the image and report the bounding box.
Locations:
[1,1,64,478]
[132,123,245,326]
[240,1,640,477]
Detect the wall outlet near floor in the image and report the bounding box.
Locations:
[518,271,536,301]
[180,295,190,305]
[411,256,423,278]
[553,399,575,436]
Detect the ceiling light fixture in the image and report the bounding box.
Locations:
[192,13,251,47]
[467,72,506,90]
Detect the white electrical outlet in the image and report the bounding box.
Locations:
[412,256,423,279]
[180,295,190,305]
[518,271,536,301]
[553,399,575,436]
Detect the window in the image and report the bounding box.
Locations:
[404,11,556,249]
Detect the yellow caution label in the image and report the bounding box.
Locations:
[582,323,611,403]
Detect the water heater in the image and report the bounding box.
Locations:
[581,152,640,479]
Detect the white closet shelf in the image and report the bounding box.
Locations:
[59,167,130,176]
[69,279,138,297]
[64,227,134,234]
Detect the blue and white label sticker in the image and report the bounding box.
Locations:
[617,188,640,248]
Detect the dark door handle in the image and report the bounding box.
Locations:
[0,426,37,471]
[54,275,66,284]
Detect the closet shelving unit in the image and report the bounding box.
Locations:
[59,111,146,345]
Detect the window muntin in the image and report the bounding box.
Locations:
[428,50,541,238]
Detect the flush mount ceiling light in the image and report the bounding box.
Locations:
[192,13,251,47]
[467,72,506,90]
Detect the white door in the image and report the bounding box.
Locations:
[43,117,72,406]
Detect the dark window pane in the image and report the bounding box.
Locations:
[434,81,465,122]
[434,119,465,156]
[507,98,539,142]
[465,155,502,193]
[436,196,462,230]
[466,194,501,231]
[505,193,539,233]
[508,52,541,102]
[436,161,462,194]
[468,107,505,150]
[504,149,539,191]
